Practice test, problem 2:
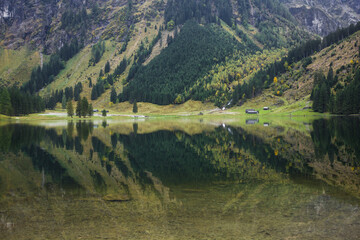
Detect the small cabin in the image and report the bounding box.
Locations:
[263,107,270,110]
[245,109,259,114]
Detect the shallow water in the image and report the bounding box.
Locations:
[0,117,359,239]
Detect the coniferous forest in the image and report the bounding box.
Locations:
[0,0,359,116]
[2,1,360,238]
[119,21,249,105]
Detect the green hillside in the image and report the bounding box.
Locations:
[229,27,360,115]
[2,0,359,116]
[119,21,250,105]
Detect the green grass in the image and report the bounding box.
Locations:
[0,46,42,87]
[41,40,119,98]
[1,96,334,121]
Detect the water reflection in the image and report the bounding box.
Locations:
[0,118,359,239]
[246,119,259,124]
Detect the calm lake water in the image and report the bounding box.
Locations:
[0,117,360,239]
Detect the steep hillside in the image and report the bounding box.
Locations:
[0,0,131,51]
[0,46,42,87]
[231,29,360,114]
[281,0,360,36]
[116,0,311,106]
[2,0,358,114]
[120,21,248,105]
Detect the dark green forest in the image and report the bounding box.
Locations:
[0,87,45,116]
[22,39,82,94]
[232,22,360,109]
[119,21,248,105]
[312,64,360,115]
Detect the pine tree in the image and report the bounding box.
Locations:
[327,66,334,86]
[74,82,82,101]
[102,109,107,117]
[88,103,93,117]
[91,87,98,100]
[67,101,74,118]
[76,100,82,118]
[329,94,335,113]
[133,100,138,113]
[62,94,67,109]
[319,82,329,113]
[81,97,89,118]
[110,87,117,103]
[104,61,110,73]
[0,88,13,115]
[312,86,320,112]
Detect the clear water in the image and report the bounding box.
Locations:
[0,117,359,239]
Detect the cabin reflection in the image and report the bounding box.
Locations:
[246,119,259,124]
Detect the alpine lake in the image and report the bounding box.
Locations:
[0,116,360,239]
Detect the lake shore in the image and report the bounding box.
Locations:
[0,100,330,121]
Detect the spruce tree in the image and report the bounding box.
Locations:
[81,97,89,118]
[327,66,334,86]
[312,86,320,112]
[110,87,117,103]
[88,103,93,117]
[91,87,98,100]
[319,82,328,113]
[62,95,67,109]
[133,100,138,113]
[0,88,13,116]
[67,101,74,118]
[76,100,82,117]
[104,61,110,73]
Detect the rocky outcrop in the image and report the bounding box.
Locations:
[0,0,60,50]
[281,0,360,36]
[0,0,128,52]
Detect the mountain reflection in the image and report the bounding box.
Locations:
[0,118,360,239]
[0,118,359,198]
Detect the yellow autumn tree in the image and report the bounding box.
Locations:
[174,94,183,104]
[273,77,278,83]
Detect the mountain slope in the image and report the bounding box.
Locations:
[230,29,360,114]
[0,0,358,112]
[281,0,360,36]
[119,21,250,105]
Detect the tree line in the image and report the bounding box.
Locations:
[164,0,217,26]
[0,87,45,116]
[22,39,82,94]
[65,97,93,118]
[119,21,246,105]
[126,30,161,83]
[232,21,360,107]
[89,41,105,66]
[312,64,360,115]
[61,8,88,30]
[91,58,128,101]
[45,82,83,110]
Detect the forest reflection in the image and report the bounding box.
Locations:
[0,118,359,197]
[1,118,360,239]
